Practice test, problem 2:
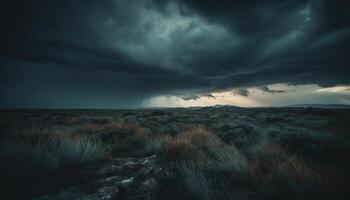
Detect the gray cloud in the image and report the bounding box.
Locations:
[234,88,250,97]
[179,93,216,100]
[1,0,349,108]
[259,86,286,94]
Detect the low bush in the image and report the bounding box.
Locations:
[162,127,220,160]
[142,137,163,155]
[151,110,167,116]
[0,141,59,180]
[164,128,250,199]
[172,161,212,200]
[247,143,322,197]
[70,119,152,156]
[71,119,146,142]
[206,145,248,173]
[216,122,259,148]
[265,127,350,162]
[0,128,109,198]
[53,137,108,165]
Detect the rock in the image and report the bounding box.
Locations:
[96,186,114,200]
[119,161,143,172]
[123,161,136,167]
[114,177,135,197]
[100,176,120,184]
[117,177,134,192]
[121,177,134,185]
[97,164,119,175]
[153,167,166,177]
[142,158,151,165]
[139,178,157,191]
[142,155,156,165]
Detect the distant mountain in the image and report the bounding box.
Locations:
[197,104,243,109]
[214,104,244,108]
[286,104,350,109]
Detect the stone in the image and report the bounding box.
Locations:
[114,177,136,198]
[100,176,120,184]
[139,178,157,191]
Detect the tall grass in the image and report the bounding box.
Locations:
[206,145,248,173]
[0,141,59,179]
[264,126,350,162]
[161,126,327,199]
[163,128,249,199]
[52,136,107,165]
[170,161,212,200]
[162,127,220,160]
[246,142,322,197]
[0,126,109,198]
[70,119,153,156]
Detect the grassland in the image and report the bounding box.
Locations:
[0,107,349,199]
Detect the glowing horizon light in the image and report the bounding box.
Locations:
[317,86,350,93]
[142,91,262,108]
[143,84,350,108]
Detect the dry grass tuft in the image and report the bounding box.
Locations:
[162,127,220,160]
[248,143,322,190]
[70,119,147,142]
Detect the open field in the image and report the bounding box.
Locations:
[1,107,350,200]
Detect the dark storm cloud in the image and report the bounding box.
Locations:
[178,93,215,100]
[1,0,349,107]
[170,0,350,86]
[234,88,250,97]
[259,86,285,94]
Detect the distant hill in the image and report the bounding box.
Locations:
[286,104,350,109]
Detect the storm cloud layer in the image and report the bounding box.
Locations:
[1,0,350,108]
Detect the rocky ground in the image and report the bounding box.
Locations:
[35,154,166,200]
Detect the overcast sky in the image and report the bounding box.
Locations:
[1,0,350,108]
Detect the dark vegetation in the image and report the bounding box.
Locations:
[0,107,350,199]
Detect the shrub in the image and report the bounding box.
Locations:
[143,137,163,154]
[0,141,59,179]
[71,119,147,143]
[206,145,248,173]
[163,135,199,160]
[247,143,322,195]
[0,127,109,198]
[0,140,59,198]
[170,145,249,200]
[89,116,114,125]
[172,161,212,200]
[71,119,155,156]
[162,128,220,160]
[265,126,350,162]
[216,122,259,148]
[164,128,249,199]
[53,137,108,165]
[151,110,167,116]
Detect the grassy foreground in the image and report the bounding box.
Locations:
[0,107,349,199]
